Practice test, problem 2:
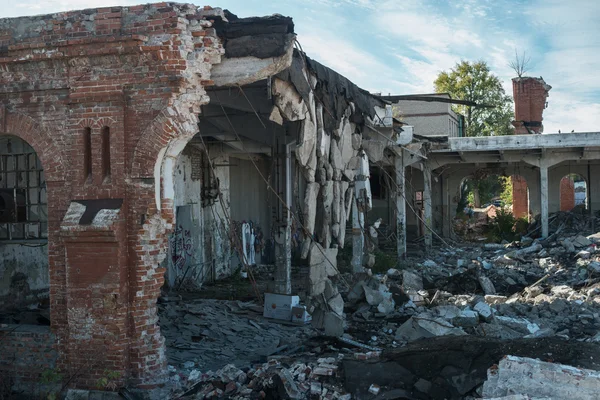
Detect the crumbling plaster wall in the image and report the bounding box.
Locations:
[269,54,387,335]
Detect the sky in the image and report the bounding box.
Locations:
[3,0,600,133]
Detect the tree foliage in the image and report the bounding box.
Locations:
[435,60,514,137]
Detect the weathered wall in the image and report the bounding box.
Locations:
[560,176,576,211]
[512,175,529,218]
[393,95,461,137]
[0,2,225,391]
[0,325,57,392]
[230,156,272,265]
[168,145,233,288]
[0,244,48,308]
[512,77,551,134]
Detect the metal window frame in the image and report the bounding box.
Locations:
[0,145,47,241]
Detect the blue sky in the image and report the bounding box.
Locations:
[3,0,600,133]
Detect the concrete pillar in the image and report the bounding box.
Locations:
[274,144,292,294]
[423,162,433,248]
[351,197,364,273]
[540,165,549,238]
[395,153,406,259]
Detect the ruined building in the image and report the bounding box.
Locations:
[1,2,600,397]
[0,2,394,394]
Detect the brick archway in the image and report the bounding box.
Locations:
[130,105,199,179]
[4,111,66,183]
[127,105,201,386]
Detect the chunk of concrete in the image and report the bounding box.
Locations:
[453,309,479,328]
[572,235,592,248]
[402,270,423,291]
[323,312,344,337]
[395,316,465,342]
[478,275,497,295]
[482,355,600,400]
[474,302,494,322]
[377,292,395,314]
[363,285,384,306]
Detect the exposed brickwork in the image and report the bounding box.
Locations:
[560,176,575,211]
[0,326,57,390]
[512,175,528,218]
[511,77,551,134]
[0,2,225,391]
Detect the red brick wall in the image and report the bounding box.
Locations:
[511,77,551,134]
[512,175,528,218]
[560,176,575,211]
[0,326,57,391]
[0,3,225,391]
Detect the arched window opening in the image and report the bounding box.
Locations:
[83,127,92,180]
[0,136,47,241]
[101,126,111,179]
[560,173,587,211]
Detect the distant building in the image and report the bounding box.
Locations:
[382,93,465,137]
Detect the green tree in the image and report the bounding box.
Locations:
[434,60,514,137]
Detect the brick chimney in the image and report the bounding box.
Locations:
[511,77,552,134]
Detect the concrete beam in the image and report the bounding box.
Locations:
[434,132,600,153]
[210,44,294,87]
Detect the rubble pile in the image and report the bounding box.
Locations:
[158,298,316,372]
[340,230,600,348]
[527,209,600,238]
[171,357,351,400]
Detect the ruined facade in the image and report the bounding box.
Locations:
[0,3,392,393]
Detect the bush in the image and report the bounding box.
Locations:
[487,207,519,242]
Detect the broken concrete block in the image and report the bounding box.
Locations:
[572,235,592,248]
[561,239,576,253]
[351,133,362,150]
[395,316,465,342]
[402,270,423,291]
[323,312,344,337]
[453,309,479,328]
[478,275,497,295]
[473,301,494,322]
[303,182,320,237]
[327,293,344,316]
[495,316,539,336]
[482,355,600,400]
[377,292,395,314]
[363,285,384,306]
[421,259,437,268]
[485,295,508,304]
[361,139,385,162]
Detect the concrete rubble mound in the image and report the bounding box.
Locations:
[156,218,600,399]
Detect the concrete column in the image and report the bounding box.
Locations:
[423,162,433,248]
[274,144,292,294]
[441,173,451,238]
[395,152,406,259]
[351,197,364,273]
[540,165,549,238]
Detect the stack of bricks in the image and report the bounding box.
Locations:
[0,2,226,391]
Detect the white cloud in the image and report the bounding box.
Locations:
[297,30,404,94]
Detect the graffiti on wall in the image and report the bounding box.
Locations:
[169,224,193,271]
